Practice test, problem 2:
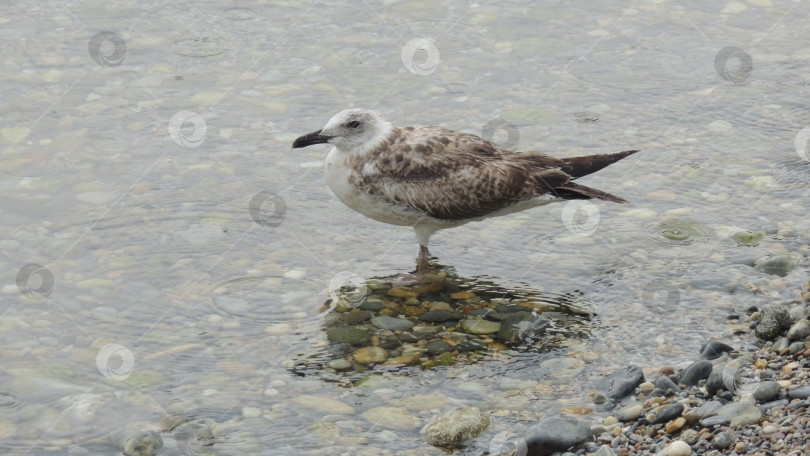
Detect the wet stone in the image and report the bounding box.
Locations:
[700,341,734,360]
[787,318,810,341]
[371,316,414,331]
[420,310,465,323]
[522,416,592,454]
[752,381,781,402]
[403,297,420,306]
[456,338,487,352]
[786,385,810,399]
[594,445,616,456]
[680,428,699,445]
[660,440,692,456]
[352,346,387,364]
[614,403,644,422]
[423,352,455,367]
[421,407,490,448]
[411,325,441,339]
[693,400,722,418]
[397,332,420,344]
[428,301,452,311]
[412,281,445,295]
[450,291,475,300]
[388,288,418,298]
[651,402,684,424]
[496,313,549,343]
[789,305,807,321]
[326,327,370,345]
[361,406,421,430]
[598,366,645,400]
[705,365,726,396]
[495,304,526,313]
[469,308,496,318]
[754,254,801,276]
[771,337,790,351]
[699,415,730,427]
[758,398,789,413]
[123,431,163,456]
[378,335,402,349]
[460,319,501,335]
[713,430,735,449]
[788,340,805,354]
[664,416,686,433]
[359,300,383,312]
[425,340,453,356]
[678,359,713,386]
[714,401,762,426]
[654,376,681,394]
[755,305,792,340]
[327,358,352,371]
[341,310,372,325]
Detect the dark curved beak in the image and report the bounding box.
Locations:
[292,130,333,148]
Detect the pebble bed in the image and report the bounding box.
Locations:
[291,264,594,379]
[505,280,810,456]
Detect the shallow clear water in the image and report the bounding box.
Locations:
[1,0,809,454]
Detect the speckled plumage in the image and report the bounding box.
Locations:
[293,108,638,276]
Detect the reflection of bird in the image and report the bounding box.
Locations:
[293,109,637,280]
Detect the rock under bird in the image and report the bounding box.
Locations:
[292,108,637,279]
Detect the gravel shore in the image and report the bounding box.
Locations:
[514,282,810,456]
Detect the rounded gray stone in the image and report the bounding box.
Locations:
[713,429,735,449]
[460,318,501,335]
[786,385,810,399]
[753,254,801,276]
[371,316,414,331]
[123,431,163,456]
[421,407,490,448]
[598,366,645,400]
[755,305,792,340]
[715,401,762,426]
[752,381,781,403]
[614,403,644,422]
[523,416,592,454]
[326,327,370,345]
[787,318,810,341]
[679,359,713,386]
[651,402,684,424]
[425,340,453,356]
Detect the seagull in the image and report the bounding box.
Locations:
[293,108,637,280]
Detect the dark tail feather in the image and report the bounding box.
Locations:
[554,181,629,204]
[560,150,639,179]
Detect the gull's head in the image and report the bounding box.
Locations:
[292,109,391,153]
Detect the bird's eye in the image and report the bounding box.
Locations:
[348,120,360,128]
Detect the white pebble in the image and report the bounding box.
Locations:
[656,440,691,456]
[242,406,262,418]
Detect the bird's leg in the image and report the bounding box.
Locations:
[415,245,431,281]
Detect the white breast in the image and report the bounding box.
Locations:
[324,148,421,227]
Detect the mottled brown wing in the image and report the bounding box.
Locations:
[359,127,571,220]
